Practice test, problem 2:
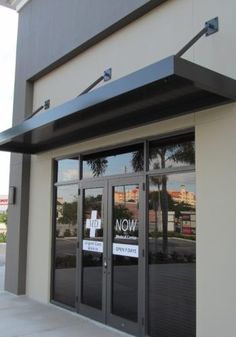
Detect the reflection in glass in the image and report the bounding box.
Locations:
[148,172,196,337]
[57,158,79,182]
[82,188,103,310]
[112,185,139,322]
[53,185,78,307]
[83,145,144,178]
[149,134,195,170]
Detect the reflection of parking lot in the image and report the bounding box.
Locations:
[56,238,76,257]
[149,237,195,256]
[56,237,195,257]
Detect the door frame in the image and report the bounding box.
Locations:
[76,175,146,336]
[76,179,108,323]
[106,175,146,336]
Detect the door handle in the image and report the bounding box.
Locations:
[103,259,107,269]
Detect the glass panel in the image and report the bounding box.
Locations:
[82,188,103,310]
[53,185,78,307]
[149,134,195,170]
[148,172,196,337]
[112,184,139,322]
[57,158,79,182]
[83,145,144,178]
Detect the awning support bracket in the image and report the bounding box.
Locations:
[176,17,219,57]
[78,68,112,96]
[26,99,50,120]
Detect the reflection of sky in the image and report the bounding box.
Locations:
[58,159,79,181]
[85,188,103,198]
[150,157,189,169]
[149,172,195,193]
[57,185,78,203]
[83,153,136,178]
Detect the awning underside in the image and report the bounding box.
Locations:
[0,55,235,154]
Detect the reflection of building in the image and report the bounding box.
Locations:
[149,210,196,234]
[149,210,175,232]
[114,188,139,203]
[169,185,196,207]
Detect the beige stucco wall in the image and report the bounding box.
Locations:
[27,1,236,337]
[196,104,236,337]
[33,0,236,112]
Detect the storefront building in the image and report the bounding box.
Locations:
[0,1,236,336]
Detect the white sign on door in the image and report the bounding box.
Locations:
[113,243,139,258]
[86,210,102,238]
[83,240,103,253]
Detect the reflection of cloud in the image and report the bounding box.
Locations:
[62,169,78,180]
[150,172,195,193]
[168,172,195,192]
[82,171,93,179]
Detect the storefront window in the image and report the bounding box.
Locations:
[82,144,144,178]
[148,172,196,337]
[56,157,79,182]
[53,185,78,307]
[149,134,195,170]
[52,133,195,335]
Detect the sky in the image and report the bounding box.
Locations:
[0,6,18,196]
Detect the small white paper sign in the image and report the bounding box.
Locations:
[86,210,102,238]
[113,243,139,258]
[83,240,103,253]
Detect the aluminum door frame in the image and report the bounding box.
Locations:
[106,175,146,337]
[76,179,108,323]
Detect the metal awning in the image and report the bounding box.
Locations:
[0,55,236,154]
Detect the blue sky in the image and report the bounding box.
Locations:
[0,6,18,195]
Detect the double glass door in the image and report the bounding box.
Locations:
[77,177,145,335]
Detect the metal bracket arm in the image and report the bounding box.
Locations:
[26,99,50,120]
[176,17,219,57]
[79,68,112,96]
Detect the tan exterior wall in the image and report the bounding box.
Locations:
[196,104,236,337]
[26,1,236,336]
[33,0,236,111]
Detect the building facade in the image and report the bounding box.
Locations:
[0,1,236,337]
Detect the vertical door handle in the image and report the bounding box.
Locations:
[103,259,107,269]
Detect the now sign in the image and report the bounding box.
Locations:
[115,219,137,232]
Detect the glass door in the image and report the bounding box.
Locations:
[107,176,145,336]
[77,180,107,322]
[77,177,145,335]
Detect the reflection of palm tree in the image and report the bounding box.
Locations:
[131,150,144,172]
[86,150,144,177]
[86,141,194,256]
[150,142,195,256]
[87,158,108,176]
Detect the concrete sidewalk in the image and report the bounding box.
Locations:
[0,292,132,337]
[0,243,131,337]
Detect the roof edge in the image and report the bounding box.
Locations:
[0,0,30,11]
